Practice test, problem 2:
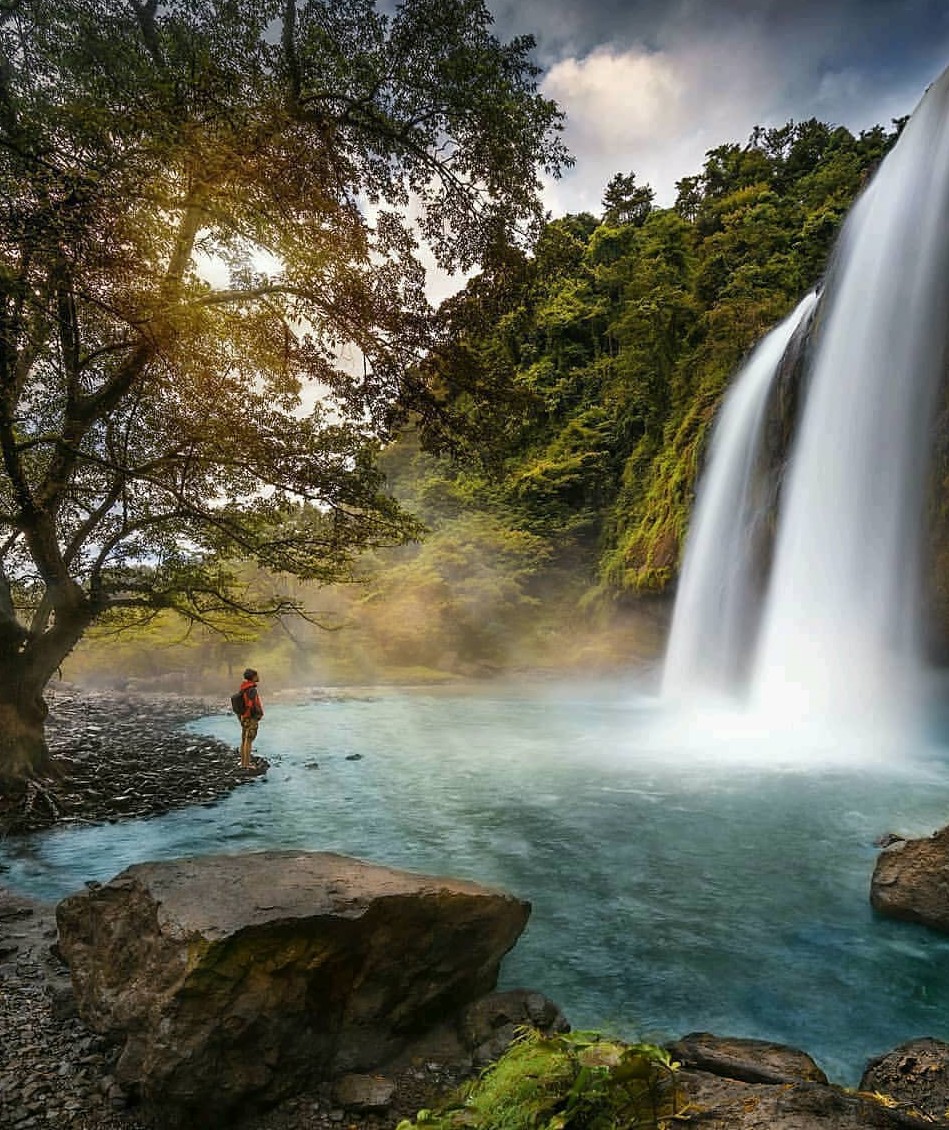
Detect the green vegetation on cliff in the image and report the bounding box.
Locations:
[407,117,903,607]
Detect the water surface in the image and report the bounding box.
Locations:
[3,680,949,1086]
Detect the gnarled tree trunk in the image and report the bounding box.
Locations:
[0,682,51,791]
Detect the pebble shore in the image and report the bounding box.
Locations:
[0,687,459,1130]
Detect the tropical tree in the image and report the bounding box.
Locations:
[0,0,568,787]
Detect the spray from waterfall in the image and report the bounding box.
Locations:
[664,67,949,723]
[662,292,817,700]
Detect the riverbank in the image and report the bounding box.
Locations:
[0,685,267,836]
[0,686,465,1129]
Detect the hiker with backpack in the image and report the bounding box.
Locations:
[232,668,264,770]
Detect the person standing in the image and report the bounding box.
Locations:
[238,667,264,770]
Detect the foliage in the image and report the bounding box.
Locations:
[396,1029,682,1130]
[417,115,903,613]
[0,0,568,778]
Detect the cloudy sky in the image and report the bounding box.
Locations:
[484,0,949,215]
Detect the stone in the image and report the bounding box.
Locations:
[860,1037,949,1119]
[668,1031,829,1085]
[677,1069,933,1128]
[333,1073,397,1111]
[870,824,949,932]
[461,989,570,1068]
[55,850,530,1124]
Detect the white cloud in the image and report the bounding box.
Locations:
[537,26,936,216]
[540,35,782,211]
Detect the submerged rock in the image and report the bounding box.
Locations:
[870,824,949,932]
[55,850,531,1125]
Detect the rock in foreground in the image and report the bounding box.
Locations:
[668,1031,829,1084]
[55,851,530,1125]
[860,1038,949,1120]
[870,826,949,932]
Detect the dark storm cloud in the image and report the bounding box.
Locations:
[489,0,949,76]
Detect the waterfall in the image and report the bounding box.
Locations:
[751,68,949,721]
[664,66,949,721]
[662,292,817,700]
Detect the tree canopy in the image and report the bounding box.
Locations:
[0,0,568,784]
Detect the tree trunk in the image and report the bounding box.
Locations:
[0,679,52,795]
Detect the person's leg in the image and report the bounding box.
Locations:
[240,719,258,768]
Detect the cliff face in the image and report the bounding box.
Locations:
[923,384,949,662]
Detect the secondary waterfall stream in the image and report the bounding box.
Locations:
[661,292,817,699]
[665,67,949,718]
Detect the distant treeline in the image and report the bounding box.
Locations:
[70,117,903,685]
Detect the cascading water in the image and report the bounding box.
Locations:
[752,68,949,721]
[661,292,817,699]
[665,67,949,722]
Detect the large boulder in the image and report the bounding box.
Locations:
[55,851,530,1124]
[870,826,949,932]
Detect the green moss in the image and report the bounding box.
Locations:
[397,1029,682,1130]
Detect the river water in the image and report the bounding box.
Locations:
[3,679,949,1086]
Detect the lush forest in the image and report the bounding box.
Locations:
[69,115,904,690]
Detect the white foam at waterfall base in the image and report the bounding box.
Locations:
[629,691,922,777]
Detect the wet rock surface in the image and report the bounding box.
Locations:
[860,1038,949,1120]
[669,1034,945,1127]
[674,1068,941,1128]
[870,825,949,933]
[668,1031,829,1085]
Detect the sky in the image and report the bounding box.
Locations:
[484,0,949,215]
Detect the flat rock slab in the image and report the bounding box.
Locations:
[56,850,530,1124]
[870,826,949,932]
[669,1031,828,1085]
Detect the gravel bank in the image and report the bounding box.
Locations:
[2,685,266,836]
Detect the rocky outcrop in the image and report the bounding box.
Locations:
[55,851,531,1125]
[861,1038,949,1120]
[676,1069,937,1127]
[870,826,949,931]
[668,1033,940,1128]
[668,1031,828,1084]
